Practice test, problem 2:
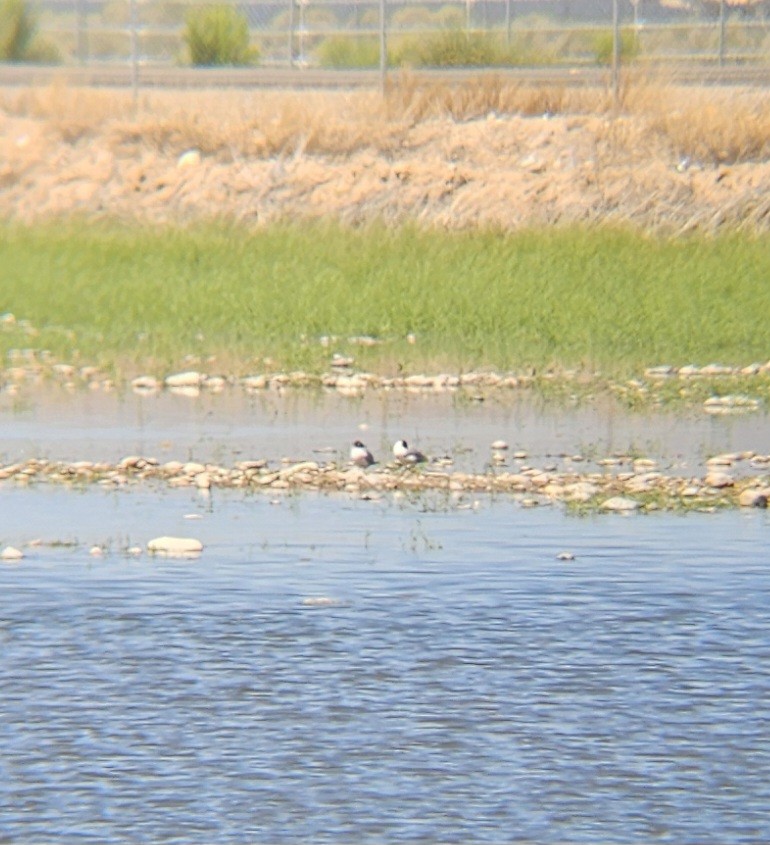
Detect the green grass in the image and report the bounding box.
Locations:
[2,221,770,381]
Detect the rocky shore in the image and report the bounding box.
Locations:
[2,449,769,514]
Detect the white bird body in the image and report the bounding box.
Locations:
[350,440,375,467]
[393,439,427,465]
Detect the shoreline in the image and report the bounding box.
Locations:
[3,357,770,413]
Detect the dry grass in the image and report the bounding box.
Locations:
[3,72,770,164]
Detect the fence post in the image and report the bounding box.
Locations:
[718,0,726,67]
[612,0,620,108]
[75,0,88,64]
[288,0,295,67]
[505,0,512,46]
[129,0,138,107]
[379,0,387,94]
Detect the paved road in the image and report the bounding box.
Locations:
[1,62,769,89]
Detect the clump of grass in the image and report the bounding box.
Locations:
[384,72,574,121]
[3,222,770,380]
[114,89,407,156]
[182,4,258,67]
[643,88,770,164]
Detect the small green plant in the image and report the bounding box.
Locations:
[183,4,259,67]
[594,28,640,66]
[0,0,57,61]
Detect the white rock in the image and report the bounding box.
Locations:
[241,374,267,390]
[601,496,641,512]
[147,536,203,557]
[645,365,675,378]
[633,458,658,470]
[1,546,24,561]
[700,363,735,376]
[177,149,201,168]
[331,354,354,368]
[491,439,509,451]
[678,364,701,377]
[563,481,599,502]
[203,375,227,391]
[739,488,769,508]
[167,385,200,399]
[705,471,734,489]
[704,395,760,414]
[706,453,738,467]
[165,370,204,388]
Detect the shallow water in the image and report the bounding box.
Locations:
[2,384,770,473]
[2,485,770,843]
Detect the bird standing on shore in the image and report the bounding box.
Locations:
[393,439,427,465]
[350,440,375,467]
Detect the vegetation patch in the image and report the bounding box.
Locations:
[2,222,770,388]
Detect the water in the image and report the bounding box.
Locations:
[2,486,770,843]
[2,384,770,472]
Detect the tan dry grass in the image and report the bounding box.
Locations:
[3,73,770,165]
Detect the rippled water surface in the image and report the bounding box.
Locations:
[2,485,770,843]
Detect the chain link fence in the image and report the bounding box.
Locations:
[7,0,770,71]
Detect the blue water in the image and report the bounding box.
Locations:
[2,486,770,843]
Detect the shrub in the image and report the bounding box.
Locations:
[183,4,259,67]
[316,35,381,68]
[594,28,640,66]
[0,0,37,60]
[397,29,508,68]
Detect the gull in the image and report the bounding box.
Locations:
[350,440,375,468]
[393,439,427,465]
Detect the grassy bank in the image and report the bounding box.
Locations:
[1,221,770,381]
